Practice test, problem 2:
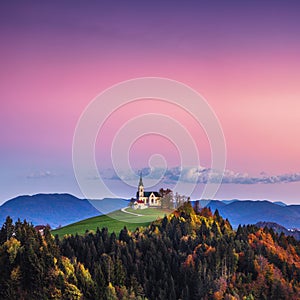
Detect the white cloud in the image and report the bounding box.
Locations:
[26,170,57,179]
[97,166,300,185]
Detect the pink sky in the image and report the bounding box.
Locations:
[0,1,299,203]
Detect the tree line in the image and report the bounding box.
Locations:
[0,202,300,299]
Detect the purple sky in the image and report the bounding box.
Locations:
[0,1,300,203]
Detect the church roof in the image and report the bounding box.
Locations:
[144,191,161,197]
[136,191,161,198]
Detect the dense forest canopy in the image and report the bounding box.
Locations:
[0,202,299,299]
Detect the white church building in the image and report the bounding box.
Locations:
[133,173,161,209]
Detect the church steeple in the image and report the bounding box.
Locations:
[139,171,143,187]
[138,171,144,198]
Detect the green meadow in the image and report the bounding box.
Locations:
[52,207,171,238]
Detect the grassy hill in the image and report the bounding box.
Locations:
[52,207,171,237]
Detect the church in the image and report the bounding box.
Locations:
[134,173,161,209]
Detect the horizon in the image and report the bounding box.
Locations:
[1,1,299,205]
[2,191,299,207]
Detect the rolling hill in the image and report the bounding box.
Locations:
[52,207,171,237]
[54,199,300,237]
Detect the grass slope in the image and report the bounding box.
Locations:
[52,207,171,237]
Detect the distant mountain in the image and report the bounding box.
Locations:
[205,200,300,229]
[255,221,300,240]
[191,199,226,210]
[0,194,128,229]
[203,200,226,211]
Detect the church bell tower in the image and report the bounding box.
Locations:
[138,172,144,198]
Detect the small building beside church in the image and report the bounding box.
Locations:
[133,173,161,209]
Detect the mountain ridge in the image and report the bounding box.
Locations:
[0,193,128,229]
[205,199,300,229]
[255,221,300,240]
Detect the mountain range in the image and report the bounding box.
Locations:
[0,194,128,229]
[204,199,300,229]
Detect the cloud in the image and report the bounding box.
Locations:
[26,170,57,179]
[96,166,300,185]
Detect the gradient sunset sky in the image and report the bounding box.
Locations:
[1,1,300,203]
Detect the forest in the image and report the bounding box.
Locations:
[0,202,299,299]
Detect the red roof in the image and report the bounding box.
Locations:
[35,225,46,231]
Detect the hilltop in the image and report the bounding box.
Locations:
[52,207,171,237]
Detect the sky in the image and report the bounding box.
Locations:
[0,1,300,204]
